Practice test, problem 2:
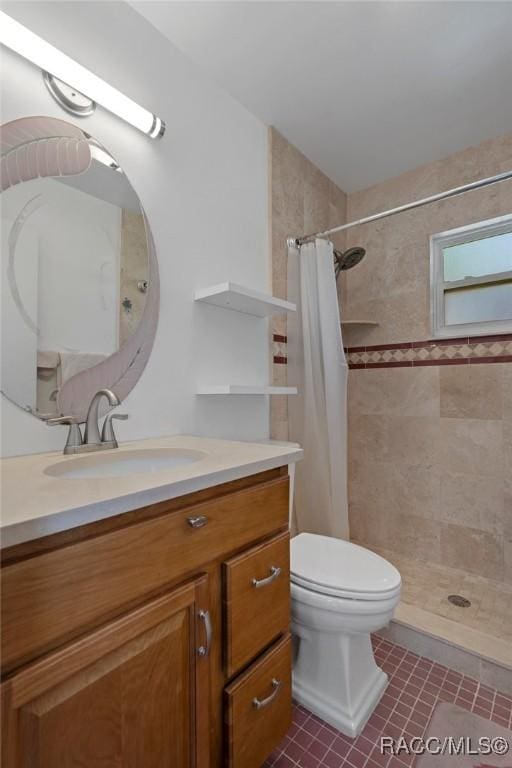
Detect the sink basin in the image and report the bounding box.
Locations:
[44,448,208,479]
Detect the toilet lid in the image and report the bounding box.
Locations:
[290,533,401,601]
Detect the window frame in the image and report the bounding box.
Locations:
[430,213,512,338]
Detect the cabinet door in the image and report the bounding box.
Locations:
[2,578,211,768]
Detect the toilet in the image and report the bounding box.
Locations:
[290,533,401,738]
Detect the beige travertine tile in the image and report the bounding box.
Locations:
[328,179,347,252]
[503,364,512,420]
[347,161,439,220]
[440,523,504,581]
[303,161,330,234]
[271,128,512,589]
[386,512,441,562]
[436,132,512,191]
[371,543,512,667]
[350,412,441,468]
[328,179,347,224]
[347,133,512,223]
[271,314,287,338]
[270,395,288,423]
[350,457,440,522]
[504,420,512,475]
[348,500,389,550]
[440,418,504,478]
[119,211,148,345]
[440,364,503,420]
[427,592,482,625]
[345,232,429,308]
[498,176,512,211]
[348,367,439,418]
[272,244,289,284]
[269,127,347,442]
[344,132,512,345]
[348,414,389,464]
[386,416,441,466]
[438,472,504,535]
[424,184,502,236]
[272,363,287,387]
[504,479,512,541]
[345,290,430,345]
[270,130,304,225]
[270,420,289,442]
[272,277,287,301]
[505,542,512,586]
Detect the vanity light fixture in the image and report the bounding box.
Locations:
[0,11,165,138]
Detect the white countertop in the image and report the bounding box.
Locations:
[0,435,303,548]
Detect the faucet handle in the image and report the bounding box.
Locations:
[46,415,78,425]
[101,413,129,445]
[46,416,83,453]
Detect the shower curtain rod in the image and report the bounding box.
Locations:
[289,169,512,247]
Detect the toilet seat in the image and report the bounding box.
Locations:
[291,533,401,601]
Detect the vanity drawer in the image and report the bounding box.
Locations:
[224,531,290,677]
[1,475,289,672]
[224,634,292,768]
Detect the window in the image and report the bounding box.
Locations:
[430,214,512,338]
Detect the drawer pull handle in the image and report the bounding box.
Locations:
[197,609,212,657]
[187,515,208,529]
[252,565,281,588]
[252,678,282,710]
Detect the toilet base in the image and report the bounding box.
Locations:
[293,665,388,738]
[292,627,389,738]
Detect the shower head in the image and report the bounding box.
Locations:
[334,247,366,278]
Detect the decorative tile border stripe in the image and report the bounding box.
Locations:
[272,333,512,368]
[346,334,512,369]
[272,334,288,365]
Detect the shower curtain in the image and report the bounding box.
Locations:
[287,238,349,539]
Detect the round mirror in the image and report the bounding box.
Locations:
[0,116,159,422]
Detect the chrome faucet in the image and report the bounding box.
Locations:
[47,388,128,455]
[84,389,120,445]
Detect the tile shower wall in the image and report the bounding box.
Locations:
[269,128,347,440]
[344,133,512,586]
[119,211,148,347]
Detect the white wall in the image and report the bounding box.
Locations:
[3,178,121,357]
[0,1,270,457]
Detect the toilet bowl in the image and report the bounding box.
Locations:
[290,533,401,738]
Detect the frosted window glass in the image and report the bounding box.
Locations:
[444,282,512,326]
[443,232,512,281]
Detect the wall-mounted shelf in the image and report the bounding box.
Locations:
[341,320,379,328]
[195,282,296,317]
[197,385,298,396]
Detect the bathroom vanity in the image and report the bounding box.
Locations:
[1,116,301,766]
[1,436,302,768]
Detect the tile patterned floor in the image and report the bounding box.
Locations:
[265,636,512,768]
[369,546,512,644]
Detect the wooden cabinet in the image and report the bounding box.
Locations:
[225,635,292,768]
[2,579,210,768]
[1,473,289,672]
[1,467,292,768]
[224,531,290,677]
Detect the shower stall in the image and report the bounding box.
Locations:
[281,150,512,676]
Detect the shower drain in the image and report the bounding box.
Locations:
[447,594,471,608]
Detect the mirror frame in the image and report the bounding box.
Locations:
[0,116,159,422]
